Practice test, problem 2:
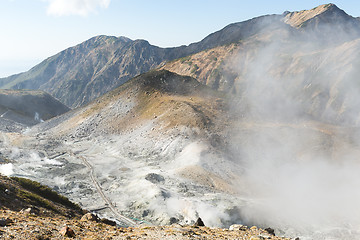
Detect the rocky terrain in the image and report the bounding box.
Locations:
[2,69,360,239]
[1,3,360,240]
[1,210,293,240]
[162,4,360,126]
[0,174,294,239]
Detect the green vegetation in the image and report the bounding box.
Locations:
[11,177,82,211]
[16,189,57,212]
[179,56,191,63]
[191,64,199,74]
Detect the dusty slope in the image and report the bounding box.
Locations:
[2,69,360,239]
[5,70,239,227]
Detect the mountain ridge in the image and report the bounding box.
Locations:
[0,3,358,109]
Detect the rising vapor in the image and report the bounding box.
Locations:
[46,0,111,17]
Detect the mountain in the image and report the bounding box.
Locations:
[2,4,360,239]
[0,89,69,132]
[0,36,177,108]
[283,3,360,42]
[162,4,360,126]
[9,70,237,227]
[2,4,355,109]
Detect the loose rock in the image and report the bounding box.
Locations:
[264,227,275,236]
[145,173,165,184]
[229,224,248,231]
[101,218,117,226]
[81,212,99,222]
[59,226,75,238]
[22,207,40,215]
[0,218,12,227]
[194,217,205,227]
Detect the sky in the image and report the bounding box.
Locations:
[1,0,359,78]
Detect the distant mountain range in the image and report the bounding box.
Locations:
[2,3,359,110]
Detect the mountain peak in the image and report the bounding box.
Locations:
[283,3,347,28]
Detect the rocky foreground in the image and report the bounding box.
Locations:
[0,174,295,239]
[0,209,295,240]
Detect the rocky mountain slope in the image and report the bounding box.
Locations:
[2,3,360,240]
[0,36,176,108]
[162,4,360,126]
[18,70,236,225]
[2,69,360,239]
[0,89,69,132]
[2,4,356,109]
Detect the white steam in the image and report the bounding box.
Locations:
[0,163,14,176]
[225,15,360,239]
[45,0,111,17]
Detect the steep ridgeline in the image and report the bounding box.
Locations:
[0,36,176,108]
[0,16,289,109]
[162,4,360,126]
[0,89,69,131]
[1,4,359,110]
[282,3,360,44]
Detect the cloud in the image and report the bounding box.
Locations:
[45,0,111,17]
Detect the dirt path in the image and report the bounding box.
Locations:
[71,152,138,227]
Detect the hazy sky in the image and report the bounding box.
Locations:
[1,0,359,77]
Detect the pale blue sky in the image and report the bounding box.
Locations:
[0,0,359,77]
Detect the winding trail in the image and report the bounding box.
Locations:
[71,152,138,227]
[0,110,9,118]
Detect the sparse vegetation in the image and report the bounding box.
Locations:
[16,188,57,212]
[191,64,199,74]
[11,177,82,212]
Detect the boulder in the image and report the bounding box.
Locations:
[59,226,75,238]
[81,213,99,222]
[145,173,165,184]
[100,218,117,226]
[194,217,205,227]
[264,227,275,236]
[0,218,12,227]
[250,236,265,240]
[229,224,248,231]
[22,207,40,215]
